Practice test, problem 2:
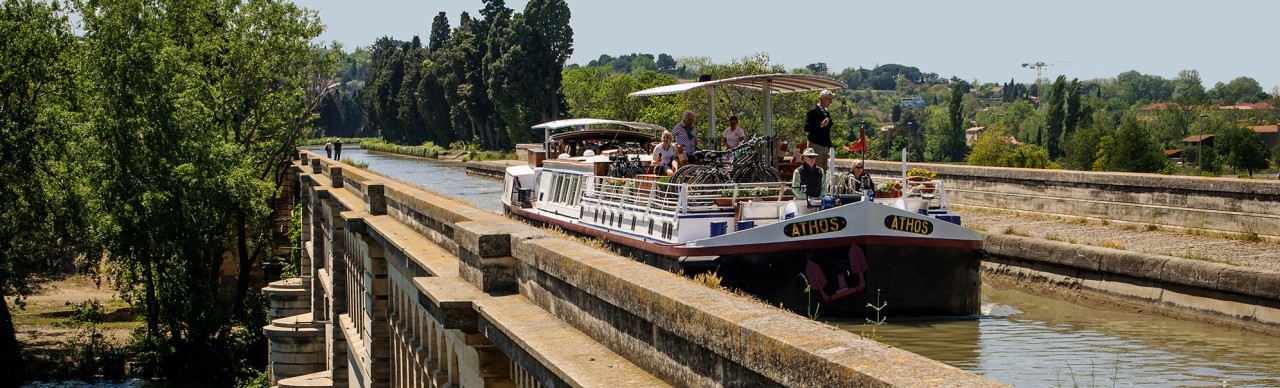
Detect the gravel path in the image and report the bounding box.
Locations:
[954,206,1280,273]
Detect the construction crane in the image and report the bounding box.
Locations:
[1021,62,1051,101]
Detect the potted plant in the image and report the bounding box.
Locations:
[753,187,793,201]
[875,179,902,198]
[906,167,936,182]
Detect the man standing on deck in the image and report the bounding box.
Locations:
[805,90,835,171]
[672,110,698,155]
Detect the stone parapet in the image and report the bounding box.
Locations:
[859,160,1280,238]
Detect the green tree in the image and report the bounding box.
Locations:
[1209,76,1266,105]
[428,11,451,53]
[1044,75,1067,159]
[364,37,408,142]
[0,2,95,383]
[1064,78,1085,136]
[1172,69,1207,106]
[656,53,677,74]
[396,37,430,145]
[1216,125,1271,175]
[1093,115,1168,172]
[1062,121,1109,171]
[944,82,967,161]
[965,129,1053,168]
[77,0,326,380]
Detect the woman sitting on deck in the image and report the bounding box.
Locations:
[651,130,685,176]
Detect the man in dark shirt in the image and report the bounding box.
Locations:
[804,90,835,171]
[333,138,343,161]
[788,148,826,199]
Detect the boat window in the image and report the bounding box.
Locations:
[551,175,563,203]
[568,176,581,205]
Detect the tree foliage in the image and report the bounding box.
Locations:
[1215,125,1271,175]
[0,1,97,381]
[76,0,326,381]
[361,1,574,150]
[1093,115,1168,172]
[966,129,1053,168]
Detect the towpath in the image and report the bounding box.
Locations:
[956,206,1280,273]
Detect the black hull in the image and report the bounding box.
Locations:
[506,208,983,319]
[700,245,983,318]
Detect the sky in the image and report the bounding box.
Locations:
[293,0,1280,92]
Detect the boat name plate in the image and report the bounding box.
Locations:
[884,215,934,235]
[783,217,848,238]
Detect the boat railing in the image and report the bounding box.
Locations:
[583,175,790,215]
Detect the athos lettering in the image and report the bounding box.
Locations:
[884,215,934,235]
[784,217,847,238]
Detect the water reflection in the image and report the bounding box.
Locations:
[331,145,1280,387]
[829,284,1280,387]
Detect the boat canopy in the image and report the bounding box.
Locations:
[533,118,666,155]
[532,118,666,132]
[627,74,846,97]
[628,74,847,160]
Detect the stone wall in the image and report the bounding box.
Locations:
[859,160,1280,237]
[984,233,1280,333]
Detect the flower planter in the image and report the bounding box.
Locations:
[875,190,902,199]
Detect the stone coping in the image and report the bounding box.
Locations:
[277,370,332,388]
[985,233,1280,301]
[475,295,667,387]
[861,160,1280,195]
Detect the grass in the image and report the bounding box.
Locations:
[1044,233,1063,242]
[1145,224,1160,232]
[1172,251,1236,265]
[691,271,723,289]
[340,157,368,169]
[1239,228,1262,243]
[860,289,887,341]
[1065,217,1090,226]
[1096,239,1126,250]
[970,224,987,232]
[466,151,518,161]
[1003,226,1031,237]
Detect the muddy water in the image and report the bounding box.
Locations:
[339,146,1280,387]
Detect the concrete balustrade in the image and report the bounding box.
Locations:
[860,160,1280,238]
[261,151,997,387]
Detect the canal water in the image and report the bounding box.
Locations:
[332,146,1280,387]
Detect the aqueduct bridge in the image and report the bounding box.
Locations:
[261,150,996,388]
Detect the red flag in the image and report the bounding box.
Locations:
[844,126,867,153]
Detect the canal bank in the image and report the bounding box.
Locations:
[326,146,1280,385]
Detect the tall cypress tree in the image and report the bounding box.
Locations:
[1044,75,1067,159]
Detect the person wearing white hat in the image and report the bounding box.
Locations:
[787,148,826,198]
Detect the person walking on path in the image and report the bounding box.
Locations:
[325,139,333,159]
[672,110,698,155]
[804,90,835,171]
[333,138,343,161]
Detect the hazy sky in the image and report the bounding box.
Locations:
[295,0,1279,92]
